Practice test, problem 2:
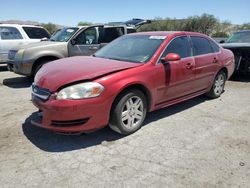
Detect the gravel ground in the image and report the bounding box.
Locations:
[0,66,250,188]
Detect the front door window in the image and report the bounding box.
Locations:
[75,27,98,45]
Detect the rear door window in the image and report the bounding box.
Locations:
[162,36,192,58]
[22,27,50,39]
[209,40,220,52]
[99,27,125,43]
[191,36,213,56]
[0,27,23,40]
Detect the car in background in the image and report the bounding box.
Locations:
[7,19,151,76]
[220,30,250,74]
[213,37,228,43]
[0,24,50,64]
[31,31,234,135]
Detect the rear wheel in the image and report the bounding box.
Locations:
[109,90,147,135]
[206,71,226,98]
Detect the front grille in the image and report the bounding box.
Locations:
[8,50,17,60]
[51,118,89,127]
[32,83,51,101]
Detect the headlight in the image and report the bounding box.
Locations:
[15,49,25,61]
[56,82,104,100]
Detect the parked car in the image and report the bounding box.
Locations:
[220,30,250,74]
[7,19,150,76]
[0,24,50,64]
[31,31,234,135]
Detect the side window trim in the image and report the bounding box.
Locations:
[0,26,23,40]
[187,35,194,57]
[157,35,192,64]
[190,35,215,57]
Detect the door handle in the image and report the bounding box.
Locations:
[186,62,193,70]
[89,46,99,50]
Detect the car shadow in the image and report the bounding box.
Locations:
[144,95,208,125]
[230,74,250,82]
[22,95,208,153]
[3,76,33,88]
[22,115,124,152]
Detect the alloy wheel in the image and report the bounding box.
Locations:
[214,74,225,95]
[121,96,144,129]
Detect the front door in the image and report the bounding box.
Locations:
[156,35,196,104]
[68,26,102,56]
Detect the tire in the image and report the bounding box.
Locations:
[33,60,50,76]
[206,71,226,98]
[109,90,147,135]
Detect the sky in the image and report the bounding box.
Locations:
[1,0,250,26]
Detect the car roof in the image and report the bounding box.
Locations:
[64,24,129,30]
[0,23,44,28]
[129,31,208,37]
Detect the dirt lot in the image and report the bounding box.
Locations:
[0,65,249,188]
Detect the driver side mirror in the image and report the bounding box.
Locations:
[219,40,225,44]
[161,53,181,64]
[71,39,76,45]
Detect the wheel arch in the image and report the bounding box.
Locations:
[32,55,60,74]
[110,83,152,114]
[218,67,228,79]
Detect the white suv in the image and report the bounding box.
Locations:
[0,24,50,64]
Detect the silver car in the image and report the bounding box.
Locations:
[8,19,151,76]
[0,24,50,64]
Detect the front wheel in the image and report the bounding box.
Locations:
[206,71,226,98]
[33,59,51,76]
[109,90,147,135]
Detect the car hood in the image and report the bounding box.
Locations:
[220,43,250,49]
[11,41,65,51]
[34,56,143,92]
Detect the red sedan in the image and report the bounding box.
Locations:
[31,32,234,135]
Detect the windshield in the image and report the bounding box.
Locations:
[95,35,165,63]
[22,27,50,39]
[226,31,250,43]
[49,27,78,42]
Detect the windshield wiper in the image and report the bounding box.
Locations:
[109,57,125,61]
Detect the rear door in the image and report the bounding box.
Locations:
[190,36,220,91]
[156,35,196,103]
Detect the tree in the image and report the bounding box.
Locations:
[183,14,218,35]
[41,22,58,35]
[135,14,248,36]
[78,21,93,26]
[212,32,229,38]
[238,23,250,30]
[140,14,219,36]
